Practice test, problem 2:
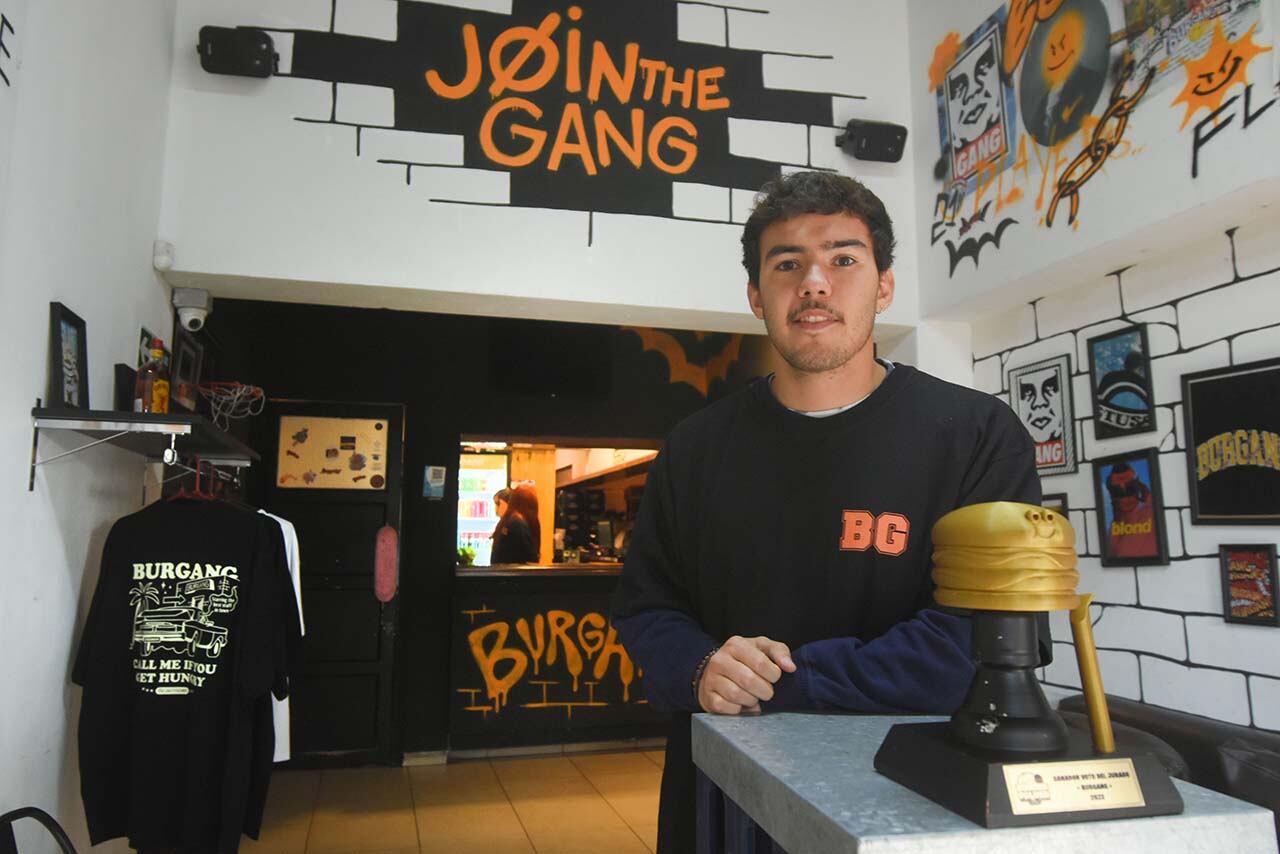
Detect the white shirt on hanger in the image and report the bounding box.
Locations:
[260,510,304,762]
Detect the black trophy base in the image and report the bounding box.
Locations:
[874,721,1184,828]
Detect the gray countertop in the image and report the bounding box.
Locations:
[692,713,1278,854]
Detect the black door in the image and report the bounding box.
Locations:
[264,400,405,765]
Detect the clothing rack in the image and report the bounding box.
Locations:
[160,435,255,509]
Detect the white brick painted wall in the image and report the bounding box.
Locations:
[1179,271,1280,349]
[677,4,725,47]
[1118,236,1235,313]
[1186,617,1280,678]
[1076,557,1136,605]
[971,225,1280,733]
[1150,341,1230,405]
[1092,606,1186,660]
[972,303,1035,359]
[1230,219,1280,279]
[412,166,509,204]
[761,54,838,94]
[1233,325,1280,364]
[1136,558,1222,614]
[1141,657,1251,725]
[972,355,1000,394]
[361,127,464,164]
[672,182,731,221]
[1036,279,1122,339]
[1251,676,1280,731]
[335,83,395,127]
[807,126,846,172]
[334,0,398,41]
[730,188,756,225]
[727,118,808,165]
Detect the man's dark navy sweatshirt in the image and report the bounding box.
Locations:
[611,365,1044,852]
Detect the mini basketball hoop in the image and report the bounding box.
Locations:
[198,381,265,429]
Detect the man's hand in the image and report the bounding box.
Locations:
[697,635,796,715]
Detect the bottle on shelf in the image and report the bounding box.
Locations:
[133,340,170,414]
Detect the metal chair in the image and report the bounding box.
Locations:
[0,808,77,854]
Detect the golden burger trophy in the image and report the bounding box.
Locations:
[874,502,1183,827]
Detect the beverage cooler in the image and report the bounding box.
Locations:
[457,452,509,566]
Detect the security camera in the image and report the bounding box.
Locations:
[173,287,213,332]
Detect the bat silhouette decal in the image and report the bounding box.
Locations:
[944,217,1018,276]
[624,328,743,397]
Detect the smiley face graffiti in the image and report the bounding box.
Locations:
[1040,10,1084,88]
[1018,0,1110,147]
[1172,20,1271,131]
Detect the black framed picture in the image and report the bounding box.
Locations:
[1041,492,1069,516]
[1086,325,1156,439]
[1218,544,1278,626]
[1182,357,1280,525]
[1092,448,1169,567]
[172,328,205,412]
[47,302,88,410]
[1008,354,1076,476]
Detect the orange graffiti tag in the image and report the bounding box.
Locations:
[1171,20,1271,131]
[928,32,962,91]
[423,6,730,176]
[468,610,637,712]
[1004,0,1067,77]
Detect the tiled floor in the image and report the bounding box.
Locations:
[242,749,665,853]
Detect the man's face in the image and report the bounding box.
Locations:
[947,37,999,146]
[1108,468,1145,515]
[1017,366,1062,444]
[747,212,893,375]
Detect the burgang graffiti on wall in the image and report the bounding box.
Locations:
[1171,19,1274,178]
[266,1,839,220]
[461,606,639,718]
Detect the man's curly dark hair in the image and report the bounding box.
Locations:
[741,171,896,284]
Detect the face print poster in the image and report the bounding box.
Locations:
[937,7,1019,187]
[1009,354,1077,476]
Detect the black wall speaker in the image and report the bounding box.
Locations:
[198,26,275,78]
[836,119,908,163]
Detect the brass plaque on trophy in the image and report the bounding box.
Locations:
[1002,758,1145,815]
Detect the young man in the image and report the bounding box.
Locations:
[611,171,1043,852]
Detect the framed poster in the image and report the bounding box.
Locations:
[1009,354,1077,475]
[276,415,389,490]
[171,327,204,412]
[1041,493,1069,516]
[47,302,88,409]
[1087,326,1156,439]
[1182,357,1280,525]
[1218,545,1278,627]
[1092,448,1169,567]
[935,7,1019,190]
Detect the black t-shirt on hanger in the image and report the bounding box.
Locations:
[73,498,300,853]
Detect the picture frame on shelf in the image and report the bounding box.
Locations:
[1041,492,1069,516]
[138,326,171,372]
[1092,447,1169,567]
[1008,354,1076,476]
[1218,544,1278,627]
[47,302,88,410]
[1086,325,1157,439]
[171,327,205,412]
[1182,357,1280,525]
